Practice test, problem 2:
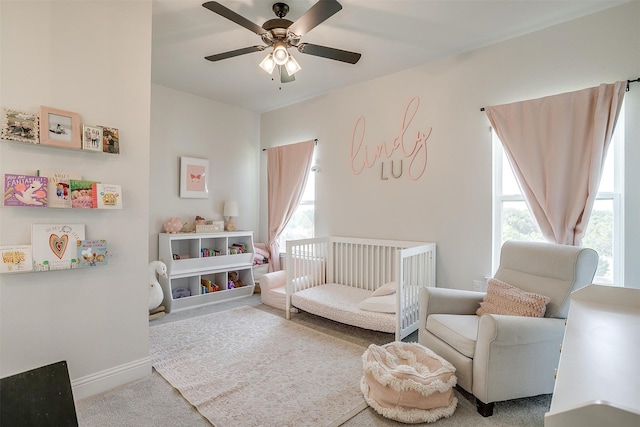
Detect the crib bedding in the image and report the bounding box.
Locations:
[286,236,436,340]
[290,283,396,333]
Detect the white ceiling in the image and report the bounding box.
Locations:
[152,0,628,113]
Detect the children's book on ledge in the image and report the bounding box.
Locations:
[38,171,82,209]
[77,240,108,267]
[32,224,85,271]
[0,245,33,273]
[70,180,98,209]
[92,183,122,209]
[3,174,47,207]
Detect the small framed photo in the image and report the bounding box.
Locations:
[82,125,103,152]
[180,156,209,199]
[39,105,81,149]
[1,108,39,144]
[101,126,120,154]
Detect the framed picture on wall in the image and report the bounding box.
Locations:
[82,125,103,152]
[180,156,209,198]
[39,106,81,149]
[1,108,39,144]
[101,126,120,154]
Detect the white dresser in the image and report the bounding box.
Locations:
[545,284,640,427]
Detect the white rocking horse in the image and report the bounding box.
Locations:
[149,260,168,311]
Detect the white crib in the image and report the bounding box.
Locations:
[285,236,436,340]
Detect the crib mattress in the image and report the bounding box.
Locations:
[291,283,396,334]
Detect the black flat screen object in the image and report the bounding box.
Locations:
[0,360,78,426]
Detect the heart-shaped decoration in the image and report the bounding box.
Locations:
[49,234,69,259]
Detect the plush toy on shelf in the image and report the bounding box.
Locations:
[163,217,183,234]
[228,271,245,288]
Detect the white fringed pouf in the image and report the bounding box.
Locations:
[361,341,458,424]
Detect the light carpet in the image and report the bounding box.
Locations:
[149,306,368,427]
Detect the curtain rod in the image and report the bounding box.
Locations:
[479,78,640,111]
[262,139,317,151]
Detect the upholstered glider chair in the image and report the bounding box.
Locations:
[418,240,598,417]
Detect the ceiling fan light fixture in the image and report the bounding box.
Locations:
[285,54,301,76]
[272,41,289,65]
[203,1,362,82]
[259,53,276,74]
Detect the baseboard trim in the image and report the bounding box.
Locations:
[71,357,152,400]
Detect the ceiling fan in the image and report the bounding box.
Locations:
[202,0,362,83]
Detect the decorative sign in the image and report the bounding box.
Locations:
[350,96,432,180]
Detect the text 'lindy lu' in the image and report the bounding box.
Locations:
[349,96,432,180]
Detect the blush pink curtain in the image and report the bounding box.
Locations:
[267,140,315,271]
[486,81,626,246]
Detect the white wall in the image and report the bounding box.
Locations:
[260,2,640,289]
[0,1,152,398]
[149,84,260,260]
[1,0,636,403]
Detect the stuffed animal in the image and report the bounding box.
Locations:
[149,260,168,310]
[163,217,183,234]
[228,271,245,288]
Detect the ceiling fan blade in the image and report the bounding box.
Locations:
[297,43,361,64]
[280,65,295,83]
[205,45,266,62]
[202,1,267,35]
[288,0,342,37]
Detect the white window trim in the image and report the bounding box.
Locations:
[491,127,507,272]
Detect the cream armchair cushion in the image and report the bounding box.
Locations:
[418,240,598,416]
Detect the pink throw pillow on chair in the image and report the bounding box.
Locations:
[476,278,550,318]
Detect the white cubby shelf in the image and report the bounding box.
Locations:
[158,231,256,312]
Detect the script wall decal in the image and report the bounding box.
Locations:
[349,96,432,180]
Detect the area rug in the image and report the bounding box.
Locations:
[149,306,368,427]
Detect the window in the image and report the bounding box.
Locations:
[492,104,624,284]
[277,162,315,252]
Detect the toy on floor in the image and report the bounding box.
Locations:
[149,260,168,311]
[149,305,165,320]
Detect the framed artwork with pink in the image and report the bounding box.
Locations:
[180,156,209,198]
[39,106,81,149]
